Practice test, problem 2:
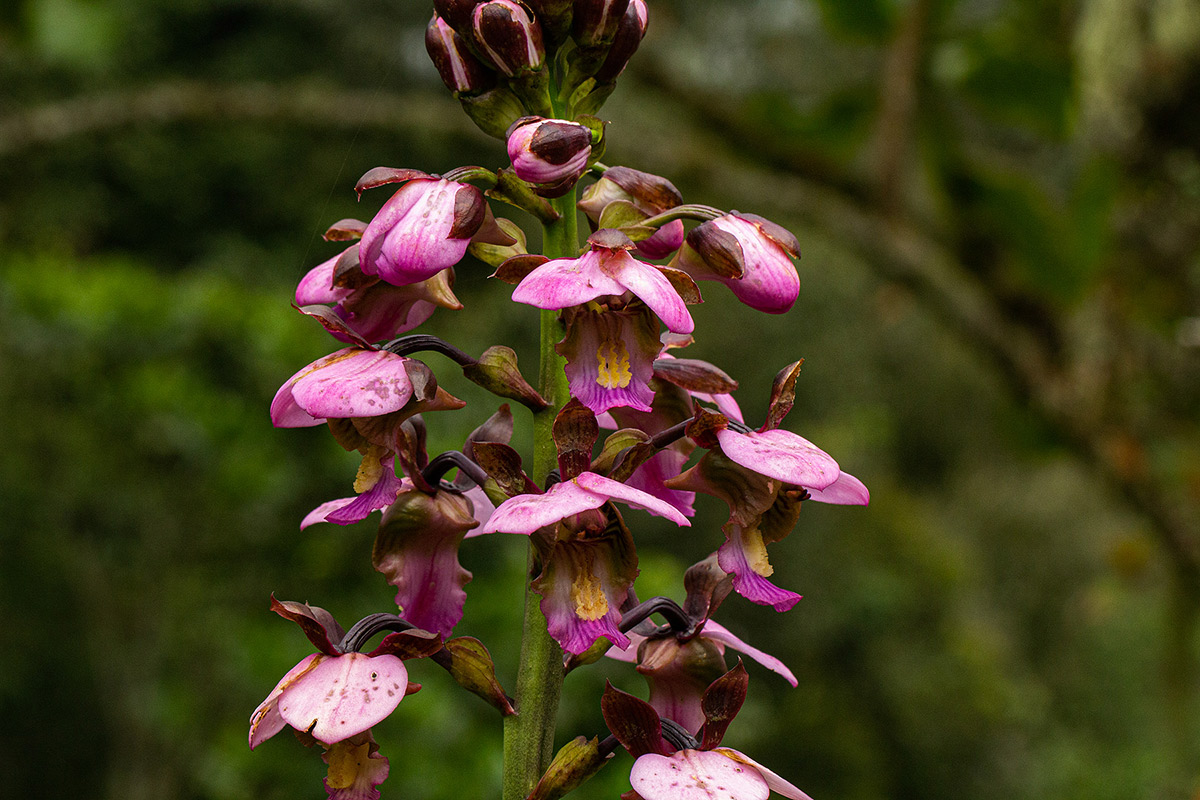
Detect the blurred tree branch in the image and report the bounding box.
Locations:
[1,73,1195,584]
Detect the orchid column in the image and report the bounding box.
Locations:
[251,3,869,800]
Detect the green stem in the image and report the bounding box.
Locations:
[501,190,577,800]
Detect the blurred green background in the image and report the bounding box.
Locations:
[2,0,1199,798]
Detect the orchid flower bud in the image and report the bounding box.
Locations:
[572,0,630,48]
[525,0,574,47]
[507,116,593,186]
[594,0,646,83]
[426,15,496,96]
[434,0,483,35]
[675,212,802,314]
[473,0,545,76]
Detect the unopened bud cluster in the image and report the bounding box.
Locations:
[426,0,646,138]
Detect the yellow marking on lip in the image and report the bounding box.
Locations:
[354,445,386,493]
[596,340,633,389]
[571,569,609,621]
[742,526,774,577]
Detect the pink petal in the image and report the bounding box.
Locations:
[636,219,685,261]
[511,250,626,310]
[576,472,692,526]
[479,481,606,535]
[249,653,325,749]
[804,470,869,505]
[631,750,769,800]
[277,653,408,745]
[713,750,815,800]
[702,621,797,687]
[604,250,694,334]
[691,389,744,424]
[289,349,413,420]
[463,485,496,533]
[296,254,352,305]
[715,428,839,490]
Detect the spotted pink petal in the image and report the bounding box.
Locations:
[715,428,839,490]
[276,653,408,745]
[804,470,869,505]
[631,750,769,800]
[576,472,691,526]
[249,653,325,749]
[511,250,626,310]
[702,621,797,687]
[602,250,694,334]
[713,749,815,800]
[284,349,413,422]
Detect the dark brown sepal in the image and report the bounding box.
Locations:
[527,736,613,800]
[763,359,803,432]
[658,268,702,304]
[327,418,369,452]
[493,253,548,283]
[295,305,374,349]
[572,0,631,48]
[698,660,748,750]
[593,0,647,83]
[553,399,599,480]
[737,212,800,258]
[488,168,561,222]
[462,345,550,411]
[471,441,540,497]
[465,404,515,452]
[652,358,737,395]
[434,0,482,34]
[601,681,670,757]
[684,222,745,278]
[588,228,635,250]
[270,596,345,655]
[606,440,657,485]
[366,628,445,660]
[603,166,682,212]
[331,244,378,292]
[354,167,432,197]
[681,553,733,624]
[323,218,368,241]
[684,407,730,450]
[429,636,517,715]
[449,184,489,240]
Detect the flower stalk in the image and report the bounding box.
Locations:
[502,189,577,800]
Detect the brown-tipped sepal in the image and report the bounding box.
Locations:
[462,345,550,411]
[528,736,614,800]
